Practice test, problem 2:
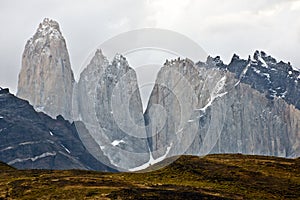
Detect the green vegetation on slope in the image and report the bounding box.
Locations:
[0,154,299,199]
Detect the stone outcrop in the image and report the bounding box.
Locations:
[75,52,149,170]
[17,18,75,120]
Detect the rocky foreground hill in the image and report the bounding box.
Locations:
[0,154,299,199]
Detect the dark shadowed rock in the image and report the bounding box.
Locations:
[0,90,115,171]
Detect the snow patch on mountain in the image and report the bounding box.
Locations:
[111,140,125,147]
[19,141,39,146]
[8,152,57,165]
[195,76,227,112]
[258,55,268,68]
[0,146,13,152]
[252,67,261,74]
[61,144,71,154]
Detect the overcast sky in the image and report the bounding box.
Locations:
[1,0,300,94]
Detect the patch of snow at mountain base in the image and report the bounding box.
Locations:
[128,143,172,172]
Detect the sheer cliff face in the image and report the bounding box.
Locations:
[144,58,229,159]
[206,82,300,158]
[17,18,75,120]
[73,49,109,123]
[145,54,300,159]
[76,53,149,170]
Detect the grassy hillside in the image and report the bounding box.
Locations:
[0,154,299,199]
[0,162,15,171]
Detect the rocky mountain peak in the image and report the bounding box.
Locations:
[252,50,277,67]
[231,53,240,61]
[111,53,128,68]
[163,57,194,68]
[27,18,62,47]
[88,49,109,68]
[74,50,150,170]
[95,48,104,56]
[0,87,9,95]
[225,51,300,109]
[145,51,300,162]
[206,55,223,67]
[14,17,300,171]
[194,51,300,109]
[253,50,264,60]
[17,19,75,120]
[37,18,61,35]
[41,18,59,27]
[106,53,131,77]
